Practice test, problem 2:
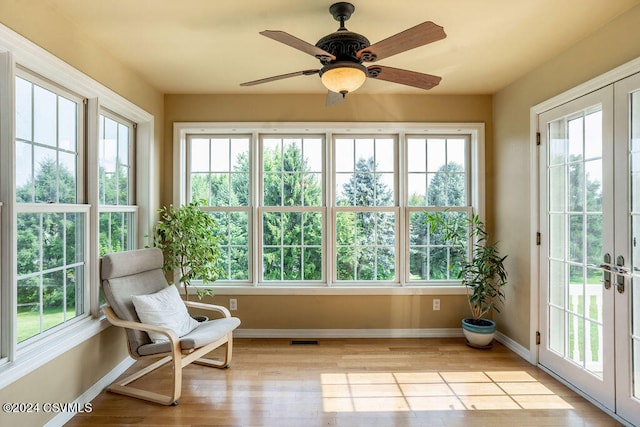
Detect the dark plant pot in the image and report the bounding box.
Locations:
[462,317,496,349]
[191,315,209,323]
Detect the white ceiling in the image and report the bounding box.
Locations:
[40,0,639,95]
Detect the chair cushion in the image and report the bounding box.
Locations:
[131,284,200,343]
[102,248,174,355]
[102,247,164,280]
[137,316,241,356]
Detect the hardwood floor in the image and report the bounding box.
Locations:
[67,338,623,427]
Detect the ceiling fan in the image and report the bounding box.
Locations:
[240,2,447,105]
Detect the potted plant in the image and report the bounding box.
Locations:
[425,211,507,348]
[153,199,222,306]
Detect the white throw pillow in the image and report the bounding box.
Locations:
[131,285,199,343]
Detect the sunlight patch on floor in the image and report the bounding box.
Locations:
[321,370,574,412]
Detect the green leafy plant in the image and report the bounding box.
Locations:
[425,211,507,321]
[153,199,222,300]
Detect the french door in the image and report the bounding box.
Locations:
[539,73,640,425]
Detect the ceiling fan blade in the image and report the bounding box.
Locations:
[326,90,345,106]
[368,65,441,90]
[357,22,446,62]
[240,69,319,86]
[260,30,336,61]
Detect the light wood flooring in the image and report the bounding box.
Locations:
[67,338,624,427]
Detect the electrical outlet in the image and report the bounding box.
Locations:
[229,298,237,311]
[433,298,440,311]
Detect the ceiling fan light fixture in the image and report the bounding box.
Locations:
[320,62,367,94]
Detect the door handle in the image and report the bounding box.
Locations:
[615,255,627,294]
[587,253,613,290]
[613,266,633,279]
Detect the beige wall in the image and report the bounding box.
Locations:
[0,1,164,426]
[0,328,126,427]
[493,4,640,347]
[165,93,493,331]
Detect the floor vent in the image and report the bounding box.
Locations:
[290,340,319,345]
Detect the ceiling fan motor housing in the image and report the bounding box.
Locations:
[315,30,369,65]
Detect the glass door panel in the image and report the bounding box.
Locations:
[539,85,615,410]
[614,73,640,425]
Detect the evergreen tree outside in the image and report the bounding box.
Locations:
[261,138,323,281]
[336,157,396,281]
[190,138,250,281]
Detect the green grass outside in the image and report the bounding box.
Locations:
[17,307,79,342]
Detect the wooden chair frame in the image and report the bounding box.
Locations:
[103,301,234,405]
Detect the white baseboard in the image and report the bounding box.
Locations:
[43,357,135,427]
[494,331,535,364]
[234,328,464,339]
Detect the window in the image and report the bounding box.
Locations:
[188,136,251,281]
[0,25,155,389]
[98,111,136,256]
[334,136,397,282]
[178,123,483,290]
[406,136,472,282]
[15,73,88,344]
[261,136,324,282]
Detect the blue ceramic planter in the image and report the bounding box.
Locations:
[462,318,496,348]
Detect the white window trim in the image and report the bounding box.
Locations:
[174,121,484,296]
[0,22,155,389]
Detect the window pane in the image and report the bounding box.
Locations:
[427,138,446,172]
[335,211,396,282]
[15,141,33,202]
[58,96,77,151]
[262,210,323,282]
[335,138,354,172]
[191,173,210,202]
[407,138,426,172]
[305,138,323,172]
[189,136,250,207]
[17,277,40,342]
[33,146,56,203]
[99,212,134,256]
[17,211,86,342]
[407,173,426,206]
[99,113,133,206]
[118,123,130,166]
[210,211,250,281]
[16,77,32,141]
[191,138,210,172]
[33,85,57,147]
[262,136,323,207]
[211,138,230,172]
[448,138,466,170]
[408,210,467,282]
[17,213,41,276]
[376,138,394,172]
[59,151,77,203]
[17,76,80,205]
[334,137,396,207]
